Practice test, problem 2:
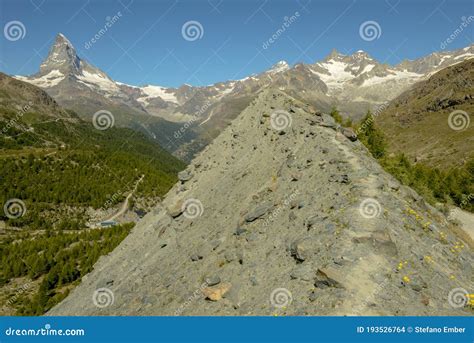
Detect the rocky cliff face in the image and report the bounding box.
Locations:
[49,89,473,316]
[37,33,82,76]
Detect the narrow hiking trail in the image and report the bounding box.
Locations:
[105,175,145,222]
[50,90,473,316]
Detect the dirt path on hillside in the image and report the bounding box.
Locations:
[105,175,144,222]
[450,207,474,247]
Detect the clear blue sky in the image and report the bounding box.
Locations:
[0,0,473,87]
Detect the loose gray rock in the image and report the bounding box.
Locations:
[190,254,202,262]
[290,199,304,209]
[290,240,307,262]
[289,211,297,221]
[329,174,350,184]
[320,113,337,128]
[167,202,183,218]
[290,264,315,281]
[205,275,221,286]
[342,128,357,141]
[244,202,274,222]
[314,267,345,289]
[178,170,193,182]
[388,180,400,191]
[305,215,327,229]
[234,227,247,236]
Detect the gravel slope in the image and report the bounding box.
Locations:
[49,89,473,316]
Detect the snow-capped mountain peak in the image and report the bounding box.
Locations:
[137,85,178,105]
[267,60,290,74]
[324,48,346,61]
[310,49,378,90]
[13,33,474,129]
[39,33,81,76]
[19,33,128,99]
[350,50,374,62]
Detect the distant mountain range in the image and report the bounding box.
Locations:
[15,33,474,160]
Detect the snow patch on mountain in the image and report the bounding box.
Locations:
[313,61,355,88]
[76,70,121,94]
[267,61,290,74]
[213,82,236,98]
[454,52,474,60]
[359,64,376,74]
[362,69,421,86]
[137,85,178,105]
[116,81,138,88]
[16,70,65,87]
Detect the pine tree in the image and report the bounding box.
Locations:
[330,106,343,124]
[358,110,387,159]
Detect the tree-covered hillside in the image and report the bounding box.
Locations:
[0,73,185,315]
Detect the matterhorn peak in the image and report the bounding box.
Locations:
[56,33,74,47]
[39,33,81,76]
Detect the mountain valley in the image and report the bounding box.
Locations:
[0,73,184,315]
[1,32,473,317]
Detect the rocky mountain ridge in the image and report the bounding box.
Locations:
[15,34,474,161]
[49,89,473,316]
[17,34,474,120]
